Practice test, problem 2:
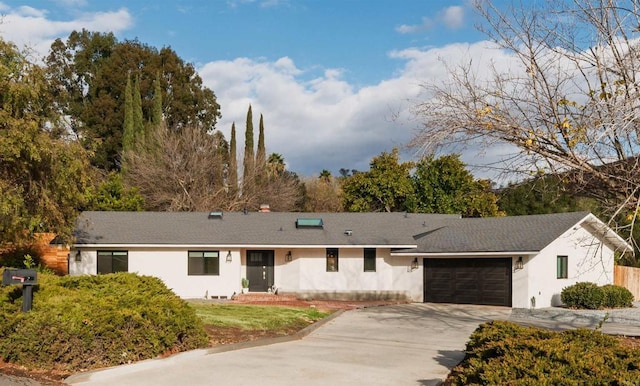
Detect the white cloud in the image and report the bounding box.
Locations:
[441,6,464,29]
[52,0,88,7]
[0,6,133,61]
[198,39,524,179]
[17,6,47,18]
[396,4,466,35]
[396,16,434,34]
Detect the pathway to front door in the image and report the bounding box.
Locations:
[246,250,274,292]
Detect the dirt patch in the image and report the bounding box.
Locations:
[0,360,69,385]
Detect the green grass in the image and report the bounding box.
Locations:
[188,303,331,330]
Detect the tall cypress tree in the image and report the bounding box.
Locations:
[229,122,238,193]
[151,71,162,127]
[243,105,254,184]
[256,114,266,169]
[122,74,134,153]
[255,114,266,187]
[133,75,144,144]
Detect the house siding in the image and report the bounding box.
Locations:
[69,247,423,301]
[519,224,615,308]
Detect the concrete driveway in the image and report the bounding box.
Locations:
[66,304,511,386]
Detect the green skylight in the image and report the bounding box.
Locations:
[296,218,323,229]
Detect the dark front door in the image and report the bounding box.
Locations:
[424,258,512,306]
[246,250,274,292]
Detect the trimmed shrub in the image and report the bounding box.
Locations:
[560,282,604,309]
[0,272,208,372]
[601,284,634,308]
[448,321,640,385]
[561,282,634,309]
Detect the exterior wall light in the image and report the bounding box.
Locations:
[411,258,419,270]
[515,256,524,270]
[226,251,232,263]
[285,251,292,262]
[75,250,82,262]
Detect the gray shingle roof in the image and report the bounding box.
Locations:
[74,211,459,247]
[410,211,592,253]
[74,211,612,253]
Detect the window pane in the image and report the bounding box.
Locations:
[188,251,219,275]
[326,248,338,272]
[364,248,376,272]
[97,251,128,274]
[557,256,568,279]
[97,254,112,275]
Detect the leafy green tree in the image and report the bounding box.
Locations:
[85,172,144,211]
[0,39,94,243]
[497,175,590,216]
[409,154,502,217]
[45,30,221,170]
[341,149,415,212]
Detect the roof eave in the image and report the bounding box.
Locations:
[581,214,634,255]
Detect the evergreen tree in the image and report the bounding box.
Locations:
[122,74,134,153]
[243,105,255,184]
[151,71,162,127]
[133,75,145,144]
[228,122,238,192]
[256,114,266,186]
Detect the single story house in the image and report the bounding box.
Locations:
[70,210,632,308]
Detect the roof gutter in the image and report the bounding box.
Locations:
[73,243,419,249]
[390,251,540,257]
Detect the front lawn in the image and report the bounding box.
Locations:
[188,302,331,345]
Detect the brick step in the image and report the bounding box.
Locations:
[233,293,298,302]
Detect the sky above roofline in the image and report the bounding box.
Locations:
[1,0,520,180]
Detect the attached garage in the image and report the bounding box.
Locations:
[424,258,512,307]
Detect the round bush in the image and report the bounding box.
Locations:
[601,284,634,308]
[560,282,604,309]
[0,272,208,372]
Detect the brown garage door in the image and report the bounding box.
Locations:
[424,258,512,307]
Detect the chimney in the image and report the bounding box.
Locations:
[259,204,270,213]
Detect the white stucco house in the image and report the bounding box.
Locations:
[69,210,632,308]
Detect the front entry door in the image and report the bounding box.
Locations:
[246,250,274,292]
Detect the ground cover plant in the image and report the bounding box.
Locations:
[188,302,330,345]
[446,321,640,385]
[0,271,209,374]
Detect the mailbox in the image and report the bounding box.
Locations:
[2,269,38,286]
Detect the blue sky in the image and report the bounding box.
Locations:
[0,0,513,178]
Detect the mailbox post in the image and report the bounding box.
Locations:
[2,269,38,312]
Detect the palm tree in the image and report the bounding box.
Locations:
[267,153,285,178]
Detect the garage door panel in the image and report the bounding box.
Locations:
[424,258,512,307]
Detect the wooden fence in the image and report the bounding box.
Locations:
[28,233,69,275]
[614,265,640,301]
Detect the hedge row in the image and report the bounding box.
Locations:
[561,282,634,309]
[0,271,208,372]
[448,321,640,385]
